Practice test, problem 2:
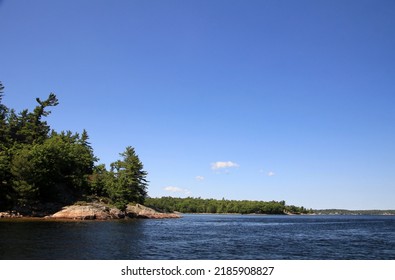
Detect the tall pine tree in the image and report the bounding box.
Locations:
[107,146,148,209]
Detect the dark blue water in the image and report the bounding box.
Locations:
[1,215,394,259]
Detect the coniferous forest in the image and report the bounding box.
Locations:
[0,82,148,214]
[145,197,311,215]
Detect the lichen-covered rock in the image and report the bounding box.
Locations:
[49,202,180,220]
[126,203,180,219]
[50,203,112,220]
[110,207,125,219]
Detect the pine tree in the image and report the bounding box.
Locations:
[0,81,8,147]
[107,146,148,209]
[0,82,12,209]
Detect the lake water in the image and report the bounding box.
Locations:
[1,214,394,259]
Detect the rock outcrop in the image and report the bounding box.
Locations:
[126,204,180,219]
[48,203,180,220]
[50,203,116,220]
[0,211,23,218]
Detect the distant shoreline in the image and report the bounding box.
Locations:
[311,209,395,215]
[180,212,395,216]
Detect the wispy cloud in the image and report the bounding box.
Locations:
[211,161,239,170]
[267,171,275,177]
[195,176,205,181]
[164,186,191,195]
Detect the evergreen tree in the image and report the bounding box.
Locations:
[88,164,109,197]
[0,81,9,148]
[107,146,148,209]
[0,82,12,209]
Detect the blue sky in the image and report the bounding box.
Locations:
[1,0,394,210]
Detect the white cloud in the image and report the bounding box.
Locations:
[164,186,191,195]
[164,186,183,192]
[211,161,239,170]
[267,171,275,177]
[195,176,205,181]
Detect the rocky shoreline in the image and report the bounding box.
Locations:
[0,203,180,220]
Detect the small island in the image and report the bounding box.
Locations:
[0,82,181,219]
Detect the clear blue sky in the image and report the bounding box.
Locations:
[1,0,394,210]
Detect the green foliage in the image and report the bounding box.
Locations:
[145,197,311,215]
[0,150,11,210]
[105,146,148,210]
[0,82,9,152]
[87,147,149,210]
[0,81,149,213]
[9,133,96,204]
[88,164,109,197]
[2,93,59,147]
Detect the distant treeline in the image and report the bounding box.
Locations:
[313,209,395,215]
[145,197,312,215]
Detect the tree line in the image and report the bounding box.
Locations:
[145,197,312,215]
[0,82,148,214]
